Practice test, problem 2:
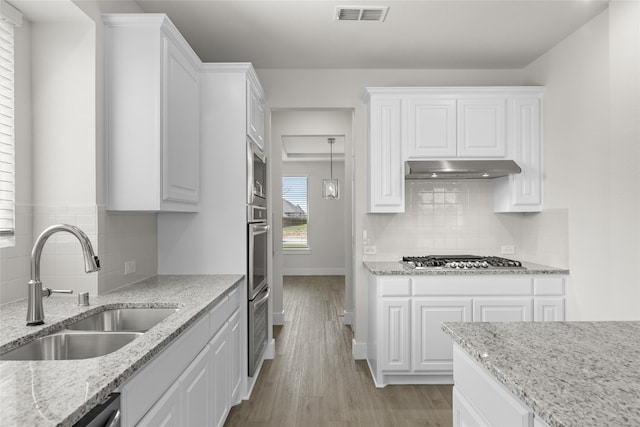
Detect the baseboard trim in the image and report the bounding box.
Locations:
[273,311,285,325]
[264,338,276,360]
[343,310,353,325]
[351,338,367,360]
[282,268,346,276]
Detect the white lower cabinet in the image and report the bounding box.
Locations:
[137,382,181,427]
[182,345,213,427]
[381,298,411,371]
[211,322,230,427]
[453,344,534,427]
[367,273,567,387]
[120,285,242,427]
[412,298,472,373]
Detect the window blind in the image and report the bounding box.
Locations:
[0,2,19,237]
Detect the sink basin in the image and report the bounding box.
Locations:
[66,308,179,332]
[0,332,142,361]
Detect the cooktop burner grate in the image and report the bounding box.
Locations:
[402,255,523,269]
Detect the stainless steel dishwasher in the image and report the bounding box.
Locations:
[73,393,120,427]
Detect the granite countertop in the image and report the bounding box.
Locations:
[364,260,569,275]
[0,274,243,427]
[442,321,640,427]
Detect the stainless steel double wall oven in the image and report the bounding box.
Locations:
[247,141,269,377]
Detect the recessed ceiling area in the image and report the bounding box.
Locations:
[282,135,345,162]
[133,0,609,69]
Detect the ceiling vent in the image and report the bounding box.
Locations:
[335,6,389,22]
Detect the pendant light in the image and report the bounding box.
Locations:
[322,138,340,199]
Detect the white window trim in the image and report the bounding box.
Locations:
[0,0,21,246]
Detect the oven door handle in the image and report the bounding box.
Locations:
[251,224,270,234]
[254,287,270,308]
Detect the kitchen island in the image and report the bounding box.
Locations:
[0,274,243,427]
[442,321,640,427]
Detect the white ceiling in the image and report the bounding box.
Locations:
[134,0,609,69]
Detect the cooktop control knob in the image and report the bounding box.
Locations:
[481,261,489,268]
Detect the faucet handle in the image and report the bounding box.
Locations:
[43,288,73,297]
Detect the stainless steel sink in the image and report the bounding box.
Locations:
[0,332,142,361]
[66,308,179,332]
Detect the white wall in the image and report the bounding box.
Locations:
[522,4,640,320]
[257,68,524,344]
[0,0,156,304]
[281,160,346,275]
[29,8,100,295]
[71,1,158,295]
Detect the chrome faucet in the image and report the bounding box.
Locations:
[26,224,101,326]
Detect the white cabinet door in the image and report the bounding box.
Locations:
[406,98,457,158]
[453,387,490,427]
[104,15,200,212]
[412,298,472,372]
[163,35,200,206]
[228,308,242,405]
[473,298,533,322]
[534,298,565,321]
[494,97,542,212]
[137,382,182,427]
[368,96,404,213]
[457,98,507,158]
[247,80,265,149]
[210,323,230,427]
[381,298,411,371]
[180,345,211,427]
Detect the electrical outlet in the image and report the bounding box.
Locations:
[124,260,137,275]
[501,245,515,255]
[363,246,377,255]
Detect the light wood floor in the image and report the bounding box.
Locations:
[225,276,453,427]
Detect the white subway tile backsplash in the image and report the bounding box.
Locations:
[365,181,568,265]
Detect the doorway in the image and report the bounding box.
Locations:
[269,109,354,328]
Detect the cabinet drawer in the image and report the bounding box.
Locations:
[533,277,565,296]
[380,277,411,296]
[413,276,533,296]
[453,345,533,427]
[227,285,241,312]
[210,296,230,336]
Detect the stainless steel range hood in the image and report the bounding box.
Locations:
[405,160,521,180]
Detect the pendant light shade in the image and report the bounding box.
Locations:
[323,138,340,199]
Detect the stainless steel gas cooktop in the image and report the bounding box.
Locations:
[402,255,523,270]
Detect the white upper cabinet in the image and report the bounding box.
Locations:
[366,94,405,213]
[406,98,457,158]
[494,96,542,212]
[247,79,266,150]
[104,15,200,212]
[457,97,507,158]
[365,87,543,213]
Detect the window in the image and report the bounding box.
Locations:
[0,1,20,244]
[282,176,308,249]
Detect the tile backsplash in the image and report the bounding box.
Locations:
[364,180,568,267]
[0,205,157,304]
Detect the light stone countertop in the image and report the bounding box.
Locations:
[442,321,640,427]
[364,260,569,275]
[0,274,243,427]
